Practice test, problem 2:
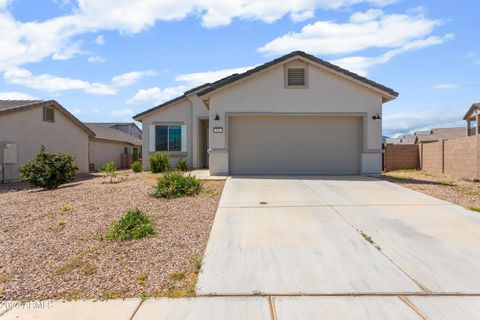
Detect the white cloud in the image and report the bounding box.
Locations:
[331,34,453,76]
[112,70,156,87]
[111,108,134,117]
[383,110,464,137]
[127,65,255,104]
[465,52,480,66]
[0,0,399,71]
[71,108,81,115]
[4,68,116,95]
[52,41,85,60]
[126,85,187,104]
[93,35,105,45]
[433,83,459,90]
[87,55,106,63]
[0,91,37,99]
[175,66,255,86]
[258,9,445,56]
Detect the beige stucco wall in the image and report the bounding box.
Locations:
[89,139,134,171]
[140,99,193,170]
[207,58,384,175]
[0,107,89,181]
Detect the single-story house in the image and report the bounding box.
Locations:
[0,100,94,182]
[85,123,142,171]
[90,122,142,139]
[133,51,398,175]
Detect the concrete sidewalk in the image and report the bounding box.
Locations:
[2,296,480,319]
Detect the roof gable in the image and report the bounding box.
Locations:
[197,51,398,101]
[464,103,479,120]
[0,100,95,137]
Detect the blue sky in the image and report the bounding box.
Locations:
[0,0,478,137]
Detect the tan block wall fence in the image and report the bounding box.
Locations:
[385,135,480,180]
[384,144,419,171]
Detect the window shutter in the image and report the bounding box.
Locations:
[181,125,187,152]
[149,125,155,152]
[287,68,305,86]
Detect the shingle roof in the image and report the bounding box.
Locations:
[133,51,398,121]
[417,127,465,142]
[85,123,142,145]
[385,137,402,144]
[0,100,95,136]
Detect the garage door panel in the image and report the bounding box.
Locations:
[229,116,362,175]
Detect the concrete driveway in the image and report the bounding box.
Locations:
[197,176,480,295]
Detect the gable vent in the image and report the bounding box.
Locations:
[287,68,305,86]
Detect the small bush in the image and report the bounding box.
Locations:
[153,172,201,199]
[19,147,78,189]
[176,159,188,171]
[101,160,117,183]
[131,161,143,173]
[149,152,170,173]
[106,208,155,241]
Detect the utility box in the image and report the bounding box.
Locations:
[2,142,17,164]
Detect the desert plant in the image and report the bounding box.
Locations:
[106,208,154,241]
[101,160,117,183]
[149,152,170,173]
[131,160,143,173]
[176,159,188,171]
[153,172,201,199]
[19,147,78,189]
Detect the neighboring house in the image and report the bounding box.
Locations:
[134,51,398,176]
[85,123,142,171]
[91,122,142,139]
[464,103,479,136]
[387,128,466,145]
[416,127,465,143]
[0,100,94,182]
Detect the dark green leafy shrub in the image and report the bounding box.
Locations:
[176,159,188,171]
[19,148,78,189]
[131,161,143,173]
[153,172,201,199]
[101,160,117,183]
[106,208,154,241]
[149,152,170,173]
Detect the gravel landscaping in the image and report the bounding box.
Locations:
[0,171,224,301]
[381,170,480,210]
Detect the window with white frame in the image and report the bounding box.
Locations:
[150,124,187,152]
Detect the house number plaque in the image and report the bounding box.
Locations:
[213,127,223,133]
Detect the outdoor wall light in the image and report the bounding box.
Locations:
[214,113,220,120]
[372,112,381,120]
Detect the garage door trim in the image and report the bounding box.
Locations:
[226,112,367,175]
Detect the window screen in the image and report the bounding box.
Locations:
[155,125,182,152]
[287,68,305,86]
[43,107,55,122]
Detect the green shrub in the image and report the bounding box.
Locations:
[19,148,78,189]
[153,172,201,199]
[149,152,170,173]
[106,208,154,241]
[101,160,117,183]
[131,161,143,173]
[176,159,188,171]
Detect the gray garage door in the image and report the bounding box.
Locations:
[229,115,362,175]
